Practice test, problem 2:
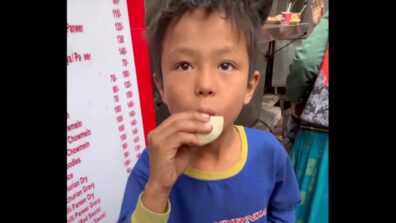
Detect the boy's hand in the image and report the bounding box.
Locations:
[311,0,324,25]
[142,111,212,212]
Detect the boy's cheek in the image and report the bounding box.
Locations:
[162,96,190,114]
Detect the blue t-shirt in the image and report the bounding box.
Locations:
[118,126,300,222]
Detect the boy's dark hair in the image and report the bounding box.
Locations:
[145,0,273,81]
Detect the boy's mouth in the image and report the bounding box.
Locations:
[196,106,216,116]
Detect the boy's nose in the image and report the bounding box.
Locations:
[195,69,215,96]
[197,88,213,96]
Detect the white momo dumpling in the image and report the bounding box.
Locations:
[195,116,224,145]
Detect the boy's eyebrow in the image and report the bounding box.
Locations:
[169,46,239,58]
[212,46,240,57]
[169,48,196,58]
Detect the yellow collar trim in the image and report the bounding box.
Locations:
[184,125,247,180]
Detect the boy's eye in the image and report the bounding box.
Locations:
[219,62,235,71]
[176,62,192,71]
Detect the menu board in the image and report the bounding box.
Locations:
[67,0,154,222]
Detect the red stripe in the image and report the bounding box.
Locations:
[321,49,329,77]
[321,48,329,86]
[126,0,156,145]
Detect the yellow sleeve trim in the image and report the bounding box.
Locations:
[131,192,171,223]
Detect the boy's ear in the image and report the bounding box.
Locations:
[153,73,167,104]
[244,71,260,104]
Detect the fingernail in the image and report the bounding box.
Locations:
[204,122,212,130]
[200,113,210,119]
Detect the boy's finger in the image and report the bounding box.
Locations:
[163,118,213,140]
[153,111,213,140]
[166,132,205,149]
[160,111,210,129]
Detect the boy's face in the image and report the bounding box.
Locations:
[155,8,259,129]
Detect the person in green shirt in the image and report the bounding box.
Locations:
[285,1,329,222]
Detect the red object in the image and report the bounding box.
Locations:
[321,49,329,87]
[126,0,156,145]
[281,12,292,25]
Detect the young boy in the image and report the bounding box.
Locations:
[118,0,300,222]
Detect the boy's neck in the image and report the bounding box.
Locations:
[189,125,241,172]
